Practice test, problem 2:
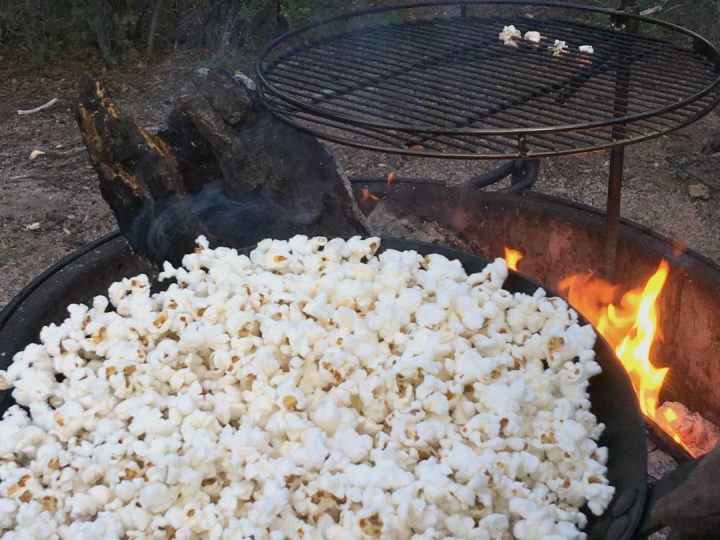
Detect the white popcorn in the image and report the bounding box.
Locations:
[524,30,542,43]
[0,235,612,538]
[550,39,569,57]
[499,24,522,46]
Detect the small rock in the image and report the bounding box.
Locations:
[701,132,720,155]
[25,222,41,230]
[688,183,712,200]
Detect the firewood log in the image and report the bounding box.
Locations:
[75,70,368,266]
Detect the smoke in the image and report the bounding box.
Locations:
[128,181,343,266]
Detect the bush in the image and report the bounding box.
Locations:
[0,0,347,65]
[1,1,716,66]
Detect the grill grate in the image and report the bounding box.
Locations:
[257,1,720,158]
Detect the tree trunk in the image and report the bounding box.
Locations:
[146,0,164,59]
[90,0,116,66]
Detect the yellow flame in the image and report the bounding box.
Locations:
[558,260,690,450]
[656,403,686,446]
[614,261,669,417]
[504,247,524,271]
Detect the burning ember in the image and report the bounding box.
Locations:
[504,247,524,271]
[360,185,380,202]
[657,402,720,456]
[505,247,719,457]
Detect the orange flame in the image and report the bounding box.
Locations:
[657,404,684,445]
[360,186,380,203]
[558,260,690,450]
[504,247,524,271]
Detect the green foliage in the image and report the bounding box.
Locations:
[0,0,144,65]
[0,0,355,65]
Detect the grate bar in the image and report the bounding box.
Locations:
[341,26,658,122]
[270,51,608,148]
[451,17,716,89]
[378,20,712,110]
[288,30,675,142]
[359,22,703,134]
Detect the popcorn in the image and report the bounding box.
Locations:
[524,30,542,43]
[550,39,569,57]
[499,24,522,46]
[0,236,612,538]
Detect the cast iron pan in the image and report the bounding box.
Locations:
[0,234,698,538]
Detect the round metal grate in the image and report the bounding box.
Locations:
[256,1,720,158]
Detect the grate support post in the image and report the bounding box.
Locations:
[603,147,624,280]
[602,2,638,279]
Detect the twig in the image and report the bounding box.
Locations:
[146,0,164,59]
[640,6,663,17]
[17,97,61,116]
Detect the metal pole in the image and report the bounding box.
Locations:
[601,1,639,279]
[603,146,624,280]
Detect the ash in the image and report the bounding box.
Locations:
[648,438,679,482]
[647,439,677,540]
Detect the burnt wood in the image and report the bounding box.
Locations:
[649,446,720,539]
[76,70,368,266]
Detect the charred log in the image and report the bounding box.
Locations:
[76,70,368,266]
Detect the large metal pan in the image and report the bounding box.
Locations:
[0,234,700,538]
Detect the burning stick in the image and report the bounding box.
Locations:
[361,186,381,202]
[656,402,720,458]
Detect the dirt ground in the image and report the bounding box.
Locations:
[1,51,719,309]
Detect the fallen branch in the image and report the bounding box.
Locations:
[17,97,61,116]
[28,146,86,160]
[47,146,86,158]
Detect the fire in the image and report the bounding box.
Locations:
[360,185,380,202]
[559,261,669,418]
[657,404,683,444]
[558,259,692,451]
[505,246,720,457]
[504,247,524,271]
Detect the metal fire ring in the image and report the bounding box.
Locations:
[256,1,720,159]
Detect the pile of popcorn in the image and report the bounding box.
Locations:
[0,236,614,539]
